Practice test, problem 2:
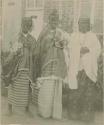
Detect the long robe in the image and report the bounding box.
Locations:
[8,33,36,110]
[67,31,101,121]
[34,26,67,119]
[67,31,101,89]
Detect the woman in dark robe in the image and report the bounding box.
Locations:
[33,10,67,119]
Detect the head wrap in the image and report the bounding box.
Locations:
[49,9,59,23]
[21,17,32,33]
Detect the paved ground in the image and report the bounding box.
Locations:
[1,96,104,125]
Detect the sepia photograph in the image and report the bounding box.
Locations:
[0,0,103,125]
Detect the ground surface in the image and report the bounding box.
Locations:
[1,96,104,125]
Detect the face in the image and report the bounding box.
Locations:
[79,22,90,33]
[50,20,59,29]
[22,24,28,34]
[28,20,33,32]
[22,18,33,34]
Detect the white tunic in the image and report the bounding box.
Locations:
[68,31,101,89]
[80,31,101,82]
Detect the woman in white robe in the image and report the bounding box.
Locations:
[66,18,101,121]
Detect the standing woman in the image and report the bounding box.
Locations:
[34,10,67,119]
[7,17,36,115]
[67,19,101,121]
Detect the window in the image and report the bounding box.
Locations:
[35,0,43,8]
[26,0,34,9]
[26,0,44,10]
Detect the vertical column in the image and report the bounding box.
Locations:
[90,0,96,29]
[59,0,63,20]
[73,0,81,32]
[22,0,26,17]
[0,0,2,54]
[2,0,4,51]
[2,0,23,51]
[78,0,81,20]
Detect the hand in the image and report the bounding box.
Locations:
[23,41,31,48]
[80,47,89,55]
[63,77,69,88]
[54,40,64,49]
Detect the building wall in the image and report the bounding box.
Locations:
[44,0,103,33]
[44,0,74,33]
[93,0,103,33]
[25,0,44,39]
[2,0,103,51]
[2,0,23,51]
[24,0,103,35]
[80,0,103,34]
[0,0,1,24]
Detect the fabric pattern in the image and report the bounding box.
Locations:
[8,70,30,107]
[38,78,63,119]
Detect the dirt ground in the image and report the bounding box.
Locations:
[1,96,104,125]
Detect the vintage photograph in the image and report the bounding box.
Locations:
[1,0,103,125]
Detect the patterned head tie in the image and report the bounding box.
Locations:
[21,17,33,34]
[49,9,59,23]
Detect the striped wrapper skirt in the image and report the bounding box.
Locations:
[8,69,30,108]
[31,84,39,105]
